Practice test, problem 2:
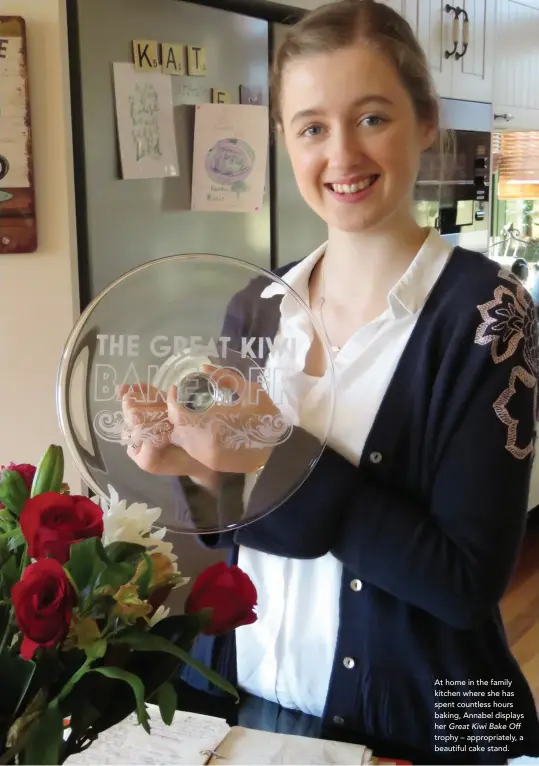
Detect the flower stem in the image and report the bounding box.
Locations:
[0,605,14,655]
[19,546,29,574]
[54,656,94,705]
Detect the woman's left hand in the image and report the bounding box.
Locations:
[167,365,287,474]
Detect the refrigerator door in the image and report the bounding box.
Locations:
[69,0,272,601]
[72,0,271,301]
[271,22,328,268]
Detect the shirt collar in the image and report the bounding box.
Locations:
[260,243,326,302]
[388,228,453,317]
[260,228,453,317]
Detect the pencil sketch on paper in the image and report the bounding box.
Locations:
[112,62,179,180]
[205,138,255,197]
[129,81,162,162]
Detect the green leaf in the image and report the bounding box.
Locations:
[30,445,64,498]
[0,554,19,596]
[6,688,47,759]
[95,561,138,591]
[0,470,29,516]
[0,510,16,534]
[105,541,146,563]
[135,553,153,600]
[0,653,36,720]
[7,528,26,553]
[113,631,239,700]
[19,700,64,765]
[90,667,150,733]
[65,537,107,593]
[59,614,205,738]
[156,681,177,726]
[85,638,107,662]
[0,535,11,571]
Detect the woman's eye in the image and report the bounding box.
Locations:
[300,124,324,138]
[360,115,385,127]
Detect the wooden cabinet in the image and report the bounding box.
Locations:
[492,0,539,131]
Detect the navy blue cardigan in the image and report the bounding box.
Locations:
[179,246,539,764]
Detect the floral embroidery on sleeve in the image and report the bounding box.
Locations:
[475,269,538,459]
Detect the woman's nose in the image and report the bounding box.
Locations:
[327,127,364,168]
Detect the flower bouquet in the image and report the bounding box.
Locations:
[0,445,256,765]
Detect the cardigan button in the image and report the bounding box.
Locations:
[350,579,362,592]
[369,451,383,464]
[343,656,356,669]
[333,716,345,725]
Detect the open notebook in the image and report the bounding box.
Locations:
[66,704,374,765]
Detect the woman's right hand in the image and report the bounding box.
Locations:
[117,383,218,489]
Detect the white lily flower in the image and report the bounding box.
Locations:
[93,485,179,564]
[149,605,171,626]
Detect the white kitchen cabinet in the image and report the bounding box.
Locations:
[414,0,495,103]
[356,0,496,103]
[415,1,452,97]
[451,0,495,102]
[492,0,539,131]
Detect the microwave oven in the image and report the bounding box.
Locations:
[413,98,492,253]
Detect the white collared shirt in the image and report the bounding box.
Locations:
[236,229,454,718]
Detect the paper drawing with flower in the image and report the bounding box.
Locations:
[191,103,269,213]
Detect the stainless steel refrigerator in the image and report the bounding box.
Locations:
[68,0,326,598]
[70,0,326,304]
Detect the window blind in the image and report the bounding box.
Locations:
[495,131,539,199]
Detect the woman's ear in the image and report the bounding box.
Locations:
[420,121,438,152]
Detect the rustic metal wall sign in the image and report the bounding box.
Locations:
[0,17,37,254]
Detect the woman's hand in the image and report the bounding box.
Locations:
[118,383,219,489]
[167,365,288,474]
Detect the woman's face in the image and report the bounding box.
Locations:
[279,42,436,234]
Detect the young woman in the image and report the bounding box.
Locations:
[122,0,539,762]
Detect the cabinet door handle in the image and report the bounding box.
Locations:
[455,8,469,60]
[494,113,514,122]
[444,4,462,59]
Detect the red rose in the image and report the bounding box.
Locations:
[185,562,257,635]
[12,558,77,660]
[1,462,36,491]
[0,462,36,509]
[20,492,104,564]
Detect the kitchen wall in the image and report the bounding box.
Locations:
[0,0,81,491]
